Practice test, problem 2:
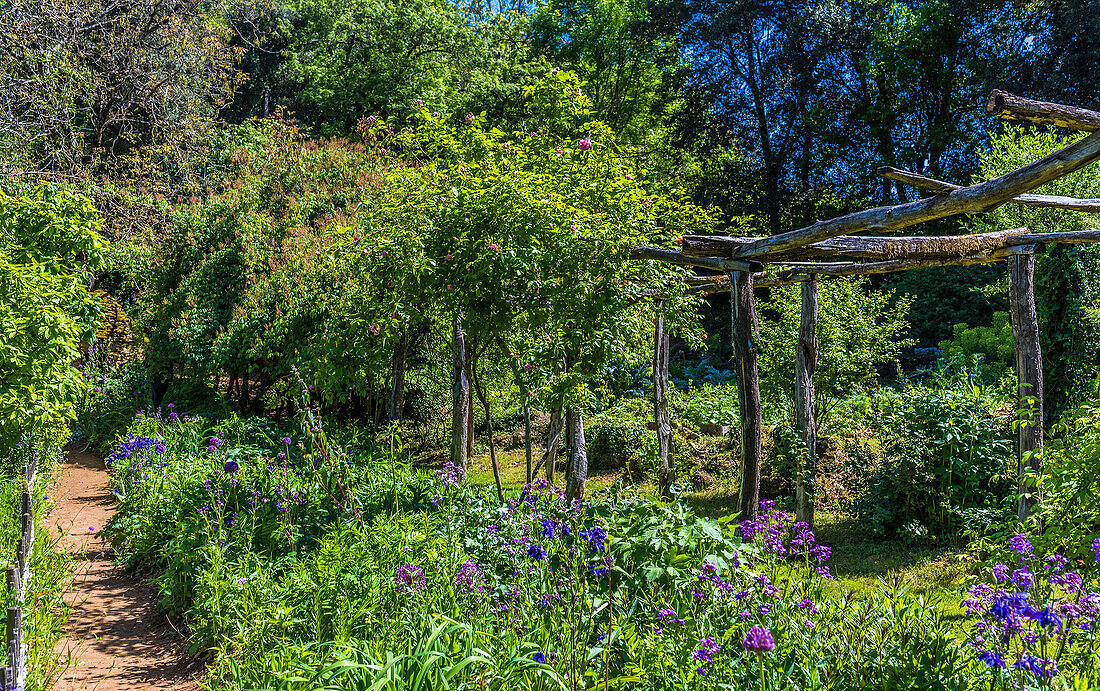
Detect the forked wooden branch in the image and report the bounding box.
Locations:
[877,166,1100,212]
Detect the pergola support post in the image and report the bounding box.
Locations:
[794,276,819,526]
[730,271,763,521]
[653,301,674,499]
[1007,247,1044,521]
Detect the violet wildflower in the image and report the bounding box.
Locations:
[1008,533,1033,558]
[978,649,1006,669]
[528,543,548,561]
[533,652,547,664]
[742,626,775,654]
[580,527,607,553]
[1092,537,1100,563]
[394,564,426,594]
[692,636,721,675]
[223,460,240,473]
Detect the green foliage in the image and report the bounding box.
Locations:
[95,408,1027,690]
[758,276,912,424]
[283,0,542,132]
[938,312,1015,383]
[1031,380,1100,565]
[855,365,1015,537]
[0,188,105,455]
[974,126,1100,418]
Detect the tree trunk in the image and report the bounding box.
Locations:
[794,276,818,525]
[542,404,563,482]
[471,356,505,503]
[450,318,470,471]
[465,336,477,462]
[1008,250,1044,521]
[388,333,410,421]
[731,270,763,522]
[565,407,588,501]
[653,303,674,499]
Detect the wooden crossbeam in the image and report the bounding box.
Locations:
[721,92,1100,260]
[684,225,1100,262]
[877,166,1100,212]
[629,246,758,272]
[987,90,1100,132]
[687,246,1017,293]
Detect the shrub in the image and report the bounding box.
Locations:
[855,367,1014,537]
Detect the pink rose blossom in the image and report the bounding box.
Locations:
[578,138,592,151]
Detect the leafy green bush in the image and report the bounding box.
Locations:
[1031,381,1100,565]
[938,312,1015,383]
[855,367,1015,537]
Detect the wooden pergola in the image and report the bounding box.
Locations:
[636,91,1100,525]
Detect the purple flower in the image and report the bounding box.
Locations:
[533,652,547,664]
[1092,537,1100,563]
[281,437,292,445]
[580,527,607,553]
[436,460,465,487]
[692,636,721,675]
[395,564,426,594]
[742,626,775,654]
[1008,533,1033,558]
[978,649,1006,669]
[1013,653,1056,678]
[539,519,559,539]
[223,460,240,473]
[528,543,548,561]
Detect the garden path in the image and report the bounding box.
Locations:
[51,449,200,690]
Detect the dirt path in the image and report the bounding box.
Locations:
[51,449,201,691]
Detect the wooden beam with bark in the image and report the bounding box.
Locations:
[877,166,1100,212]
[724,94,1100,259]
[629,246,758,272]
[987,90,1100,132]
[730,270,763,522]
[1007,246,1044,521]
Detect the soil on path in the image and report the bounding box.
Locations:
[52,449,201,691]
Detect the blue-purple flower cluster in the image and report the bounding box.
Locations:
[105,434,168,484]
[739,500,831,576]
[966,533,1100,681]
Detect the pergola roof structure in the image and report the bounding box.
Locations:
[633,91,1100,525]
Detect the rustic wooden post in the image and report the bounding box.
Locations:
[5,568,16,597]
[653,301,674,499]
[794,275,819,526]
[730,271,763,521]
[6,607,19,661]
[450,317,470,471]
[1007,246,1044,521]
[565,407,588,501]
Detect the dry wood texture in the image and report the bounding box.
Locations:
[630,246,758,272]
[987,90,1100,132]
[794,276,818,526]
[877,166,1100,212]
[725,93,1100,259]
[730,271,763,521]
[684,229,1032,261]
[653,304,674,500]
[1008,251,1044,521]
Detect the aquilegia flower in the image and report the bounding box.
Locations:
[528,543,548,561]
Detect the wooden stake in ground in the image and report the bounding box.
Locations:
[652,302,674,499]
[730,270,763,521]
[450,317,470,471]
[794,276,818,526]
[565,407,588,501]
[1007,247,1044,520]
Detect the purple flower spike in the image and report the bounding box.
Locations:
[742,626,775,654]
